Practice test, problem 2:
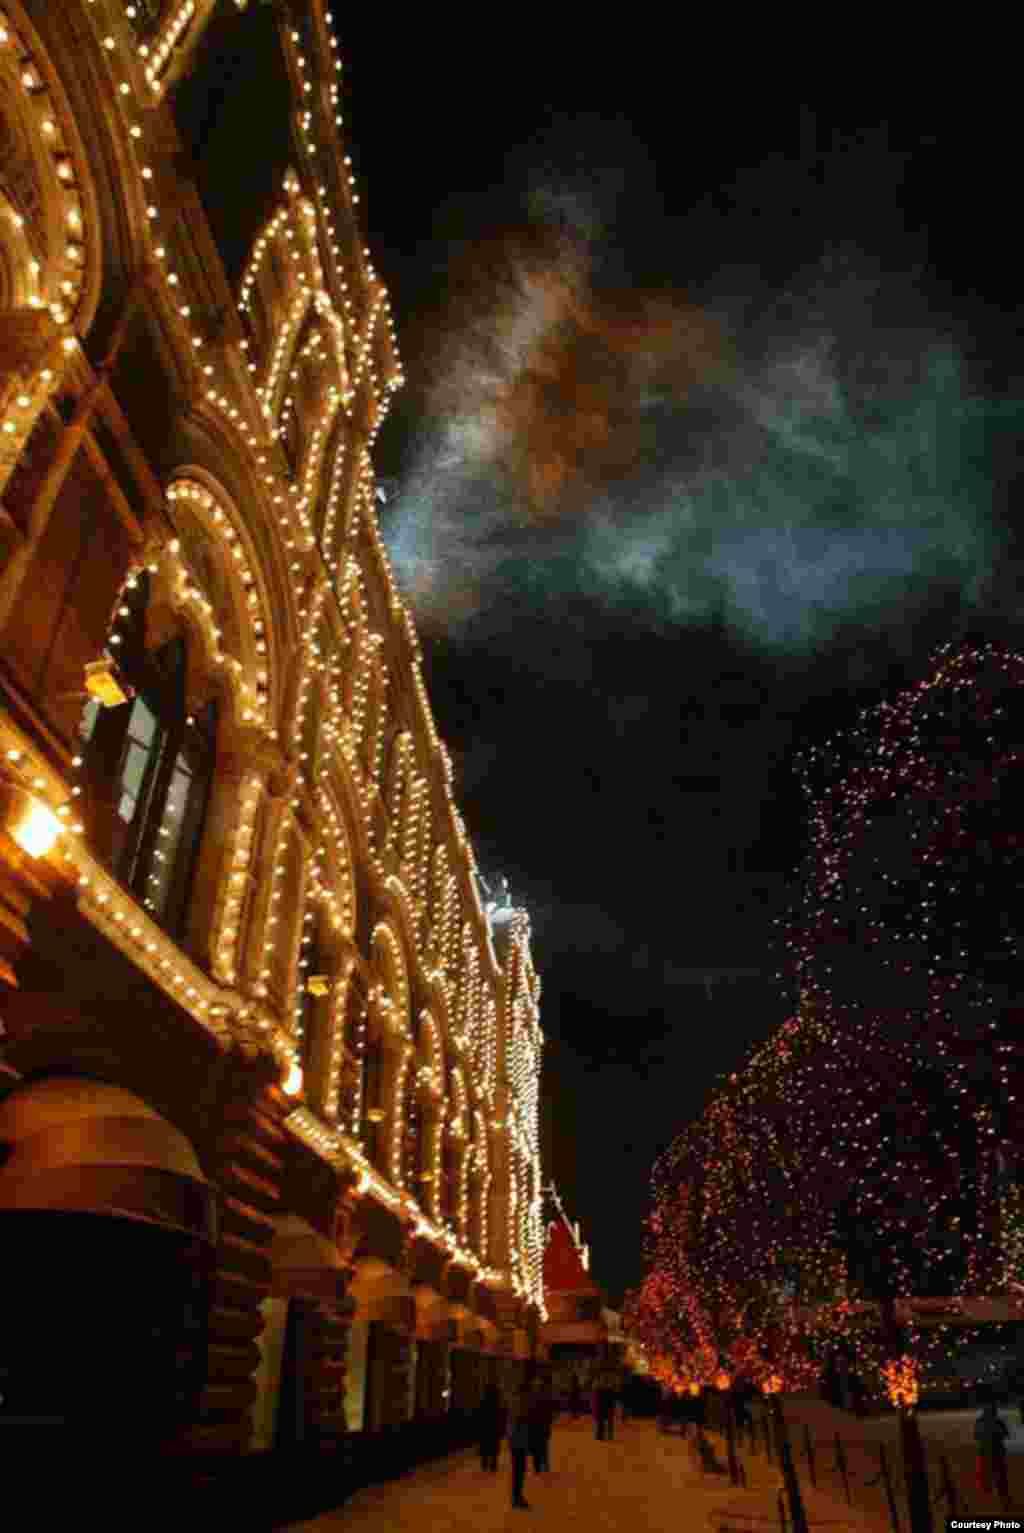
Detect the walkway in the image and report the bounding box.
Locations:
[281,1415,864,1533]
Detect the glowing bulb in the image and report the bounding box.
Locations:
[10,796,62,859]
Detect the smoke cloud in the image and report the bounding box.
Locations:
[382,198,1020,653]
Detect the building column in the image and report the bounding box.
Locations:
[172,1058,289,1456]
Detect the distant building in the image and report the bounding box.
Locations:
[540,1191,613,1394]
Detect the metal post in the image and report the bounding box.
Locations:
[770,1396,810,1533]
[803,1424,817,1488]
[725,1395,741,1487]
[834,1433,851,1504]
[878,1443,901,1533]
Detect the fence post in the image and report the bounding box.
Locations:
[833,1433,850,1504]
[879,1443,901,1533]
[803,1424,817,1488]
[770,1397,810,1533]
[898,1403,933,1533]
[725,1399,741,1487]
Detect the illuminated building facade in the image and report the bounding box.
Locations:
[0,0,544,1480]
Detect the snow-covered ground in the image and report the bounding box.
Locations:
[281,1416,792,1533]
[282,1401,1024,1533]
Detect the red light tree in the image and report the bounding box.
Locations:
[635,639,1024,1407]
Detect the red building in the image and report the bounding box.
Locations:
[540,1193,613,1398]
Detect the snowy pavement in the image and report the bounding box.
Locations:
[280,1416,799,1533]
[281,1401,1024,1532]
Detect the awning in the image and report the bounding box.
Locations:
[0,1075,216,1243]
[269,1212,351,1302]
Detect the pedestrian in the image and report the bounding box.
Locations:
[508,1380,532,1510]
[733,1381,752,1442]
[477,1381,507,1473]
[975,1399,1010,1501]
[528,1375,556,1473]
[595,1366,617,1441]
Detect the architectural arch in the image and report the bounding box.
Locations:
[385,731,415,862]
[319,422,356,576]
[336,556,366,644]
[410,1009,445,1221]
[0,2,113,339]
[172,407,300,707]
[445,1062,471,1240]
[471,1104,492,1261]
[428,971,454,1047]
[321,751,375,921]
[165,475,279,733]
[314,778,356,941]
[0,3,110,498]
[370,918,411,1043]
[362,643,389,790]
[380,876,420,973]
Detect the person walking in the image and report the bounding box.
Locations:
[733,1380,752,1445]
[508,1380,532,1510]
[595,1365,617,1441]
[477,1381,507,1473]
[528,1375,556,1473]
[975,1399,1011,1502]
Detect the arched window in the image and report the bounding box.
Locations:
[78,574,217,942]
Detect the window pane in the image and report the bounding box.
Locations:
[79,698,101,743]
[116,698,161,828]
[143,755,193,918]
[120,741,149,801]
[129,696,157,747]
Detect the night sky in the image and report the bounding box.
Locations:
[315,34,1023,1303]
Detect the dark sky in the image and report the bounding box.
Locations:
[324,33,1024,1303]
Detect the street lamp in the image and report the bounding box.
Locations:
[281,1060,303,1096]
[1,769,64,860]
